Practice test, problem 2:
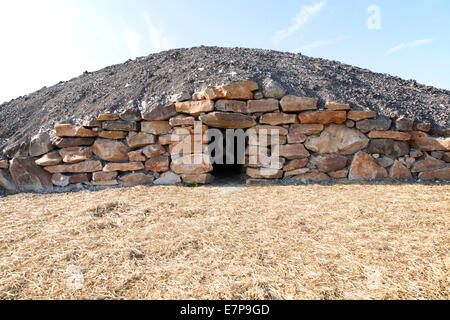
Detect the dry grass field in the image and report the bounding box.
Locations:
[0,183,448,300]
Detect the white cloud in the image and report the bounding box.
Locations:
[387,39,436,54]
[272,1,327,46]
[142,11,171,52]
[292,35,349,53]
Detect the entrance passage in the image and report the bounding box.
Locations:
[210,129,245,181]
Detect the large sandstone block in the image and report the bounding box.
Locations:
[142,103,177,121]
[35,151,62,166]
[409,131,450,151]
[126,132,156,149]
[169,115,196,127]
[51,173,70,187]
[310,154,348,172]
[260,113,298,126]
[98,131,128,140]
[396,117,414,132]
[175,100,215,116]
[153,171,181,185]
[347,111,376,121]
[171,154,213,175]
[325,103,350,111]
[145,155,170,173]
[53,138,95,148]
[367,139,410,158]
[291,170,330,182]
[299,111,347,125]
[287,133,307,144]
[143,145,166,158]
[411,155,446,173]
[29,133,53,157]
[120,173,154,187]
[215,100,248,113]
[290,124,324,135]
[59,147,92,164]
[182,174,214,184]
[356,118,392,133]
[328,169,349,179]
[141,121,172,135]
[246,168,283,179]
[262,78,286,99]
[195,81,259,100]
[249,126,289,136]
[418,168,450,181]
[280,95,318,112]
[305,125,369,155]
[247,99,279,113]
[103,162,145,172]
[55,124,98,138]
[0,169,17,192]
[273,144,310,160]
[349,152,388,180]
[128,150,146,162]
[92,171,118,181]
[199,112,256,129]
[98,114,120,121]
[283,159,309,172]
[9,157,53,192]
[389,161,413,180]
[102,120,139,132]
[93,139,129,162]
[44,160,103,174]
[368,131,411,141]
[120,108,142,122]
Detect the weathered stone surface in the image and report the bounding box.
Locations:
[247,99,279,113]
[145,155,170,173]
[128,150,146,162]
[35,151,62,166]
[250,126,289,136]
[418,168,450,181]
[169,115,196,127]
[93,139,129,162]
[171,154,213,175]
[92,180,118,186]
[170,92,192,103]
[173,124,208,135]
[3,141,30,158]
[98,114,120,121]
[44,160,103,174]
[248,134,287,146]
[284,168,310,178]
[260,113,297,126]
[262,78,286,99]
[53,138,95,148]
[29,133,53,157]
[98,131,128,140]
[305,125,369,155]
[356,118,392,133]
[153,171,181,185]
[103,162,144,172]
[410,149,424,158]
[0,169,17,192]
[127,132,156,149]
[367,139,410,158]
[411,155,446,173]
[10,157,53,191]
[59,147,92,164]
[431,151,444,160]
[141,121,172,135]
[196,81,259,100]
[299,111,347,125]
[328,169,349,179]
[93,171,118,181]
[82,120,102,128]
[287,133,307,144]
[347,111,376,121]
[430,128,450,137]
[376,156,395,168]
[273,144,310,160]
[280,95,318,112]
[409,131,450,151]
[345,120,355,128]
[290,124,324,135]
[396,117,414,132]
[158,134,174,145]
[443,152,450,163]
[120,173,154,187]
[368,131,411,141]
[349,152,388,180]
[182,174,214,184]
[51,173,70,187]
[175,100,215,116]
[325,103,350,111]
[142,103,177,121]
[69,174,90,184]
[215,100,248,113]
[55,124,98,138]
[0,160,8,169]
[389,161,413,180]
[120,108,142,121]
[399,156,415,169]
[310,154,348,172]
[283,158,309,171]
[291,171,330,182]
[102,120,139,132]
[415,122,431,133]
[246,168,283,179]
[199,112,256,129]
[143,145,166,158]
[169,142,208,156]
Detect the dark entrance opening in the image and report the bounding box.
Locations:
[210,129,245,182]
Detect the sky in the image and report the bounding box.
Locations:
[0,0,449,104]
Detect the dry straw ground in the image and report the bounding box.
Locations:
[0,183,448,300]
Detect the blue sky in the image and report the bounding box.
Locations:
[0,0,449,103]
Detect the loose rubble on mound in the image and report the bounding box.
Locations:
[1,80,449,194]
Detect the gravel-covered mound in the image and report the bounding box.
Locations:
[1,46,449,155]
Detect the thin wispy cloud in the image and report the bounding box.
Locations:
[142,11,171,52]
[292,35,349,53]
[387,39,436,54]
[272,1,327,46]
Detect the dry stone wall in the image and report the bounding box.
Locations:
[1,80,449,194]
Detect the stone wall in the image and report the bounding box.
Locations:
[1,80,449,193]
